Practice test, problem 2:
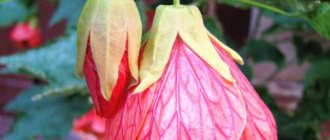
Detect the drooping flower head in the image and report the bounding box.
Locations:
[76,0,142,118]
[104,5,277,140]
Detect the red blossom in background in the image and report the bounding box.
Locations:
[73,109,106,140]
[10,22,42,48]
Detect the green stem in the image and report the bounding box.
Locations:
[236,0,300,17]
[174,0,180,6]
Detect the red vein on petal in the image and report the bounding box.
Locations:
[105,36,247,140]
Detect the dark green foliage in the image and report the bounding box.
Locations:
[240,39,285,67]
[304,60,330,90]
[238,64,253,80]
[262,11,310,35]
[254,49,330,139]
[0,31,90,139]
[137,0,147,31]
[256,86,324,140]
[204,17,224,40]
[49,0,86,26]
[4,87,91,140]
[293,35,323,63]
[308,3,330,39]
[0,31,88,98]
[0,1,28,27]
[221,0,330,39]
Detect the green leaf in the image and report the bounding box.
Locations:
[291,60,330,139]
[255,86,280,111]
[4,87,91,140]
[238,64,252,80]
[222,0,330,39]
[292,35,323,63]
[0,0,28,27]
[49,0,86,26]
[137,0,147,31]
[255,86,319,139]
[308,3,330,39]
[262,10,310,35]
[220,0,299,16]
[240,39,284,67]
[0,31,88,98]
[304,60,330,89]
[204,17,224,40]
[0,0,11,4]
[0,31,91,139]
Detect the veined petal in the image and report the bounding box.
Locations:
[212,39,277,140]
[106,37,247,140]
[103,4,276,139]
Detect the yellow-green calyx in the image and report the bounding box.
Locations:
[134,5,243,93]
[76,0,142,100]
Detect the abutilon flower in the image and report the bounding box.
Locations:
[77,1,277,139]
[103,5,277,140]
[76,0,142,118]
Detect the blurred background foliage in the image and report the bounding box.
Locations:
[0,0,329,139]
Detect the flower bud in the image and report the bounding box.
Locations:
[76,0,142,117]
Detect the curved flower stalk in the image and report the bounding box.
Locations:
[104,5,277,140]
[76,0,142,117]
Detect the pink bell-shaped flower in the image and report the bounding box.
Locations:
[103,5,277,140]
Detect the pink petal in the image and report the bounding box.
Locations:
[105,37,247,140]
[211,39,277,140]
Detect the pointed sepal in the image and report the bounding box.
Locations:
[76,0,142,105]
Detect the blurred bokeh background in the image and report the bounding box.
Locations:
[0,0,329,139]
